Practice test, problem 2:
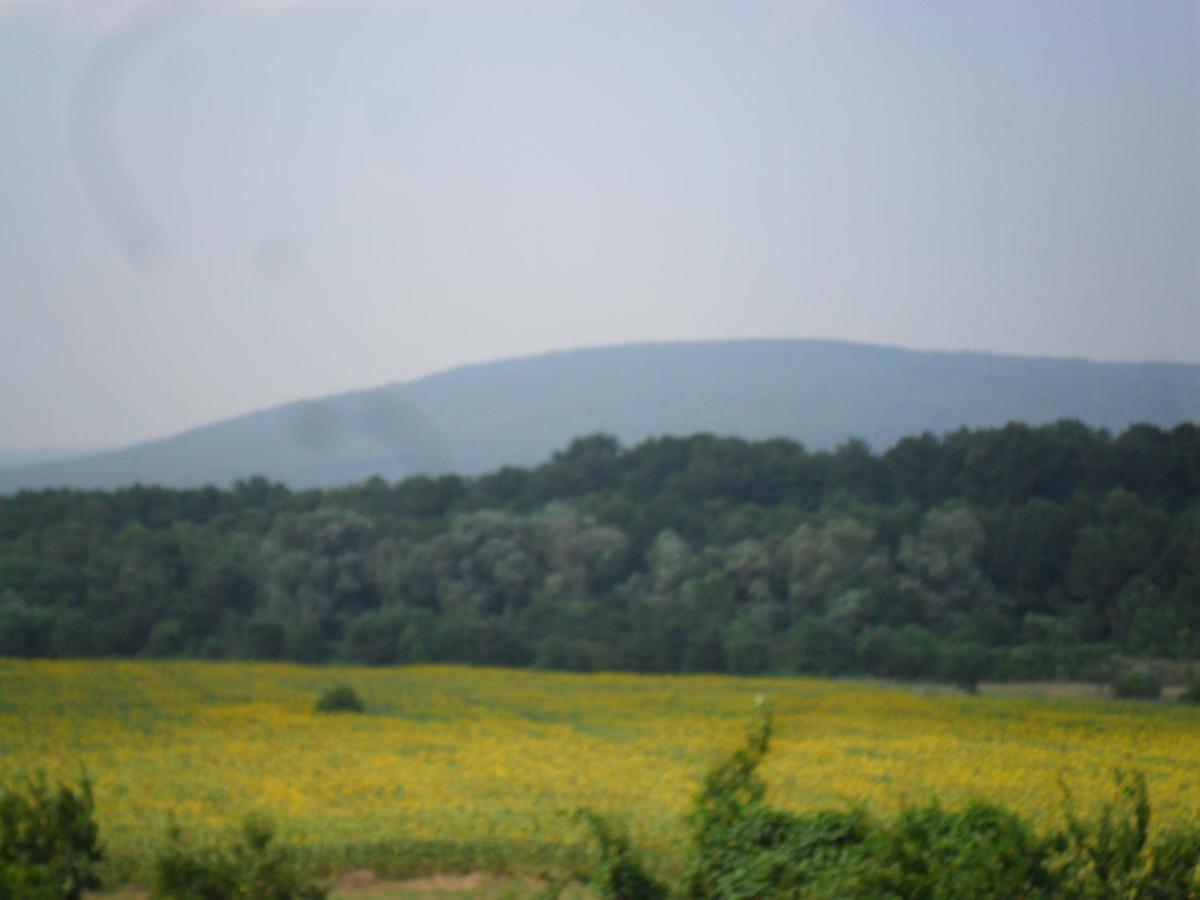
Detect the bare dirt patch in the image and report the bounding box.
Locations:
[976,680,1191,702]
[977,681,1110,701]
[88,871,550,899]
[331,870,555,898]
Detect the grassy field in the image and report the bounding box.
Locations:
[3,660,1200,885]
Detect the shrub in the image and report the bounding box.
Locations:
[1111,668,1162,700]
[0,772,102,900]
[939,642,991,694]
[672,709,1200,898]
[681,805,874,899]
[678,709,874,898]
[864,801,1057,898]
[314,685,364,714]
[1178,672,1200,705]
[1059,769,1200,897]
[575,810,668,900]
[153,814,326,900]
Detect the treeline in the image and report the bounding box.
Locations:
[1,421,1198,681]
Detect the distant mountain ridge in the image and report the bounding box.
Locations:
[4,339,1199,492]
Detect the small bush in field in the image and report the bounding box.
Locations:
[153,814,325,900]
[0,772,102,900]
[314,685,364,714]
[1178,673,1200,705]
[1111,668,1163,700]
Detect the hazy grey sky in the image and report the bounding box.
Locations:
[2,0,1197,450]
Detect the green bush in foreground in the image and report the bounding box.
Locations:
[314,685,364,714]
[153,814,326,900]
[588,709,1200,899]
[1059,769,1200,898]
[0,772,102,900]
[576,811,668,900]
[864,801,1056,899]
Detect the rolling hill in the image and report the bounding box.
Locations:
[3,339,1199,492]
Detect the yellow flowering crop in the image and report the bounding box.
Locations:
[2,660,1198,879]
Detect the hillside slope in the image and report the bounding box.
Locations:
[4,339,1199,491]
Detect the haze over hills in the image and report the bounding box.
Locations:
[3,339,1199,493]
[0,448,96,468]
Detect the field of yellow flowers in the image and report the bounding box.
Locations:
[2,660,1198,881]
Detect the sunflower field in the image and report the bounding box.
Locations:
[2,660,1198,883]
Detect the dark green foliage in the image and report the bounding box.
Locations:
[939,642,991,694]
[1177,671,1200,705]
[1111,668,1163,700]
[1059,770,1200,898]
[673,712,1200,899]
[145,619,189,657]
[0,605,54,658]
[863,801,1056,898]
[679,710,875,898]
[575,810,668,900]
[688,709,772,833]
[680,805,873,899]
[314,685,364,714]
[2,422,1200,679]
[242,615,287,661]
[0,772,102,900]
[152,814,326,900]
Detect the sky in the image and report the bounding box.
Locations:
[1,0,1198,451]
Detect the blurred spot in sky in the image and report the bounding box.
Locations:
[252,233,304,285]
[68,0,193,269]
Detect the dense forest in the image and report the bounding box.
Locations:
[1,420,1198,683]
